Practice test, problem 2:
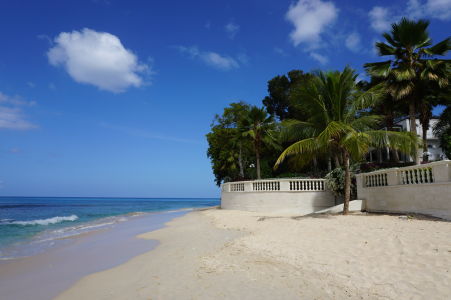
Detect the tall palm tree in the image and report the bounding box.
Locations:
[241,106,277,179]
[364,18,450,164]
[274,67,418,214]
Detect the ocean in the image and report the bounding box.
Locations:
[0,197,219,260]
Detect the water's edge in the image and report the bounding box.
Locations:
[0,209,196,300]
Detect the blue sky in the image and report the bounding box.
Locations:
[0,0,450,197]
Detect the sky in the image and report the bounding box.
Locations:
[0,0,450,198]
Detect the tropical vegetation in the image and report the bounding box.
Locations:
[206,17,450,214]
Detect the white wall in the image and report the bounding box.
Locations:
[356,161,451,220]
[221,179,335,214]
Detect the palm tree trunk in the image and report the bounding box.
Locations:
[238,143,244,178]
[409,102,420,164]
[392,149,400,163]
[377,148,383,164]
[343,151,351,215]
[313,156,318,174]
[422,122,429,163]
[334,155,340,168]
[327,156,332,172]
[256,149,261,179]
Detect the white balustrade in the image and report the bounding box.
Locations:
[356,160,451,220]
[230,182,244,192]
[223,178,327,192]
[359,160,451,188]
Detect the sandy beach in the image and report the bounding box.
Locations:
[57,208,451,300]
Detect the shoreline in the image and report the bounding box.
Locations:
[58,208,451,299]
[0,209,192,300]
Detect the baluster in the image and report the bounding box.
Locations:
[429,168,434,183]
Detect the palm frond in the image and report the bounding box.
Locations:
[274,138,321,169]
[350,115,384,131]
[423,38,451,56]
[392,66,416,81]
[341,132,371,160]
[364,61,392,77]
[351,82,386,112]
[376,42,397,56]
[366,130,420,156]
[279,119,316,143]
[317,121,355,145]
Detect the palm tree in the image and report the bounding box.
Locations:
[364,18,450,164]
[241,106,277,179]
[274,67,418,214]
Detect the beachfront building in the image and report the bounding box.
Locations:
[367,118,447,163]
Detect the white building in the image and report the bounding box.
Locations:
[395,118,446,161]
[367,118,447,163]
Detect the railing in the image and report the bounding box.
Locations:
[230,182,244,192]
[223,178,327,193]
[358,160,450,188]
[289,179,325,191]
[253,181,280,191]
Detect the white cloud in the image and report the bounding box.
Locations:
[176,46,239,71]
[48,28,148,93]
[0,92,37,130]
[369,6,392,32]
[408,0,451,20]
[370,0,451,33]
[309,52,328,65]
[285,0,338,49]
[0,92,36,107]
[225,22,240,39]
[345,32,361,52]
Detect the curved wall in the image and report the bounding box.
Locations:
[221,191,335,214]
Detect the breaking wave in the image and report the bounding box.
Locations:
[3,215,79,226]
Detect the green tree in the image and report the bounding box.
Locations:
[206,102,253,185]
[262,70,313,121]
[241,106,278,179]
[361,78,407,163]
[434,106,451,159]
[364,18,450,164]
[274,67,418,214]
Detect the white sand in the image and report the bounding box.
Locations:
[57,208,451,299]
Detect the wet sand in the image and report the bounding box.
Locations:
[0,210,188,300]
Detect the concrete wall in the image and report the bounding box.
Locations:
[356,160,451,220]
[221,179,335,214]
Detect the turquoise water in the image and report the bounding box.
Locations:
[0,197,219,258]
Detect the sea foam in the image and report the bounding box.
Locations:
[9,215,79,226]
